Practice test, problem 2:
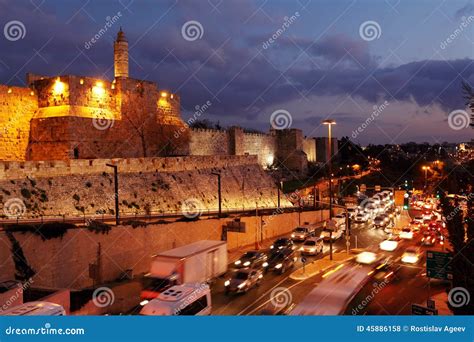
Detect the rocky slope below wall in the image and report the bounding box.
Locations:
[0,156,290,219]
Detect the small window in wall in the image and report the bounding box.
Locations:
[73,147,79,159]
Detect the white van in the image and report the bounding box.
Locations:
[0,301,66,316]
[140,283,211,316]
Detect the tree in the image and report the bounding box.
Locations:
[461,81,474,128]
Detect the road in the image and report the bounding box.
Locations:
[211,213,401,315]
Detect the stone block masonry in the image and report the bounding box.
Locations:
[0,155,290,218]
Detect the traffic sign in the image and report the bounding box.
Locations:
[412,303,438,315]
[375,185,381,192]
[426,250,453,280]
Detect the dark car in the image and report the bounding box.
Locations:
[267,248,297,274]
[270,238,294,251]
[233,251,268,270]
[224,268,263,294]
[369,258,399,283]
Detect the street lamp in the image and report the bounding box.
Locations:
[322,119,336,218]
[422,166,431,188]
[211,172,222,218]
[106,163,119,225]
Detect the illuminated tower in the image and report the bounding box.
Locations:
[114,28,129,78]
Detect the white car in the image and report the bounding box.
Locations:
[300,237,324,255]
[401,248,420,264]
[354,213,369,223]
[347,207,358,218]
[320,229,343,242]
[356,251,378,265]
[379,237,399,252]
[399,227,414,240]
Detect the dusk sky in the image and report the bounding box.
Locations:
[0,0,473,144]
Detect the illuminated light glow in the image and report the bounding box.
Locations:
[7,88,12,94]
[92,81,105,96]
[356,252,377,265]
[111,84,115,90]
[53,79,65,93]
[80,79,84,85]
[30,91,34,96]
[322,264,344,278]
[139,300,149,306]
[161,91,168,98]
[170,94,174,99]
[266,154,274,166]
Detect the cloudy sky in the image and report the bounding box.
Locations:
[0,0,473,144]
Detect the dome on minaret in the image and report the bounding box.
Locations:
[116,27,127,42]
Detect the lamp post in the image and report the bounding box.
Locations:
[422,166,431,189]
[106,163,119,225]
[211,172,222,218]
[322,119,336,218]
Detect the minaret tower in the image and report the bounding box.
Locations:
[114,28,129,78]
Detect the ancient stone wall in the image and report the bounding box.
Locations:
[0,85,38,161]
[303,137,316,162]
[0,210,328,289]
[189,129,229,156]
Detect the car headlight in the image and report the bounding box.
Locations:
[299,247,304,251]
[224,280,230,286]
[262,262,268,267]
[291,234,295,238]
[237,282,247,289]
[270,245,274,249]
[309,248,316,252]
[243,261,251,267]
[140,300,149,306]
[275,263,283,269]
[234,260,241,265]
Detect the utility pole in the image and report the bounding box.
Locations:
[211,172,222,218]
[106,164,119,225]
[277,183,281,209]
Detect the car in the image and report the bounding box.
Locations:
[347,207,358,218]
[300,237,324,255]
[270,238,294,251]
[331,214,346,227]
[266,248,297,274]
[373,215,387,228]
[413,216,423,224]
[320,228,343,242]
[379,236,399,251]
[399,227,414,240]
[356,251,379,265]
[422,211,433,221]
[291,226,314,242]
[401,247,421,264]
[354,213,369,223]
[224,268,263,294]
[233,251,268,270]
[421,231,438,246]
[369,258,399,283]
[409,220,421,232]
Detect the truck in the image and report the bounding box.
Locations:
[140,240,227,302]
